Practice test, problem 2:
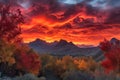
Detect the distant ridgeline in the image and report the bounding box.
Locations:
[28,39,105,61]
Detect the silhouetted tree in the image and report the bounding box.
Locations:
[0,3,24,42]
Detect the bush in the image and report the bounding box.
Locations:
[14,46,41,75]
[0,74,46,80]
[13,74,40,80]
[62,70,94,80]
[0,39,17,77]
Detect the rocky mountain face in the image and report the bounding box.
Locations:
[28,39,102,58]
[28,38,120,61]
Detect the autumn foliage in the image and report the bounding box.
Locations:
[99,39,120,73]
[0,39,16,65]
[2,3,120,79]
[0,40,41,76]
[0,4,41,76]
[14,47,41,75]
[0,3,24,43]
[74,57,97,72]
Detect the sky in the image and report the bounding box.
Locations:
[1,0,120,45]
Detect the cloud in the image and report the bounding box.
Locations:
[0,0,120,45]
[105,7,120,24]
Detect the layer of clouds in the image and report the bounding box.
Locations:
[0,0,120,45]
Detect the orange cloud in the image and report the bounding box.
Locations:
[20,3,120,46]
[21,22,120,46]
[21,12,98,29]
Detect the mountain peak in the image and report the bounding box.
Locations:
[59,39,68,43]
[35,38,45,42]
[29,38,79,48]
[110,38,119,42]
[55,39,68,47]
[28,39,100,57]
[29,38,47,45]
[111,38,118,41]
[54,39,79,49]
[110,38,120,45]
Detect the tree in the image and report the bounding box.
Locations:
[99,39,120,73]
[0,39,17,77]
[0,3,24,42]
[0,39,16,65]
[74,57,89,71]
[0,4,41,77]
[14,47,41,75]
[44,55,76,78]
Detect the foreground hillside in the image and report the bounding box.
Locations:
[1,38,120,80]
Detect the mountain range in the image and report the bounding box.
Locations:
[28,39,103,60]
[28,38,119,60]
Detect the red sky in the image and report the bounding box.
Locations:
[5,0,120,45]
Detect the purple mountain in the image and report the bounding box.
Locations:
[28,39,103,60]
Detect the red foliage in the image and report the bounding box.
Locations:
[99,39,120,73]
[15,51,41,75]
[0,4,24,42]
[101,59,116,73]
[99,39,112,52]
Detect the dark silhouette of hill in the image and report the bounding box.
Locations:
[28,38,120,61]
[28,39,102,59]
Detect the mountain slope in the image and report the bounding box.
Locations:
[29,39,102,57]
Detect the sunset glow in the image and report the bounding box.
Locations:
[16,0,120,45]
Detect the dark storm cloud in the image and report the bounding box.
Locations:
[73,17,95,27]
[14,0,120,25]
[0,0,114,22]
[0,0,11,4]
[0,0,119,44]
[1,0,120,34]
[107,0,120,7]
[85,5,101,16]
[105,7,120,24]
